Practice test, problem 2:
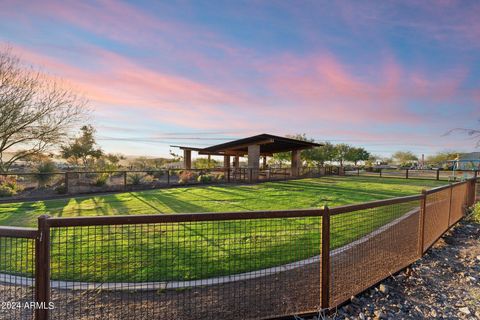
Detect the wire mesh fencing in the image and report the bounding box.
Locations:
[0,228,37,320]
[46,212,323,320]
[0,178,476,320]
[422,186,452,252]
[449,183,468,226]
[1,166,374,203]
[328,199,422,306]
[0,173,66,202]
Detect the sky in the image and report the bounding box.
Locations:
[0,0,479,158]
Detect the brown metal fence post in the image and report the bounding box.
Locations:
[167,170,170,185]
[123,171,127,191]
[35,215,50,320]
[448,184,453,228]
[419,190,427,256]
[474,171,478,204]
[469,178,476,206]
[436,169,440,181]
[468,179,473,206]
[406,169,409,179]
[379,168,382,177]
[474,176,478,204]
[357,167,360,176]
[321,206,331,310]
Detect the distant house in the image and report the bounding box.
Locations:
[449,152,480,170]
[459,152,480,161]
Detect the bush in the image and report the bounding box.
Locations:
[55,184,67,194]
[197,174,213,183]
[94,173,109,186]
[0,175,19,190]
[152,171,164,179]
[128,173,143,185]
[142,175,155,184]
[34,161,56,188]
[0,176,22,197]
[0,185,16,197]
[214,173,225,181]
[178,170,197,184]
[472,203,480,223]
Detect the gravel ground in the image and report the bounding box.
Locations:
[314,213,480,320]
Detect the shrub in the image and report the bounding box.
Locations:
[0,176,22,196]
[55,184,67,194]
[472,203,480,223]
[128,173,143,185]
[142,175,155,184]
[0,175,19,190]
[178,170,197,184]
[197,174,213,183]
[214,173,225,181]
[152,171,164,179]
[94,173,110,186]
[34,161,56,188]
[0,185,16,197]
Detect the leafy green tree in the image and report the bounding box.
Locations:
[61,125,103,168]
[130,157,150,169]
[269,133,324,166]
[193,158,219,169]
[426,152,459,168]
[347,147,370,166]
[270,134,313,166]
[334,143,352,167]
[303,142,336,166]
[365,154,380,167]
[95,153,125,171]
[392,151,418,167]
[129,157,172,170]
[104,153,124,165]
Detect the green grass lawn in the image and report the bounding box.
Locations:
[0,176,445,282]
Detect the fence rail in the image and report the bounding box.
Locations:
[0,178,476,320]
[346,167,479,181]
[0,166,333,202]
[1,167,477,203]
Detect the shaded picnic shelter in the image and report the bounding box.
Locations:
[172,133,322,180]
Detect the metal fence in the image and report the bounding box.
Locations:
[346,167,478,181]
[0,227,37,320]
[0,166,334,202]
[0,178,476,320]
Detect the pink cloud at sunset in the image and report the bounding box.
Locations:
[0,0,479,156]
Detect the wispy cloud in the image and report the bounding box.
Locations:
[1,0,479,155]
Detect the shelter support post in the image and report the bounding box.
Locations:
[248,145,260,181]
[291,150,301,177]
[183,150,192,169]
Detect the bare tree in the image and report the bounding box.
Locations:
[0,47,87,172]
[445,122,480,148]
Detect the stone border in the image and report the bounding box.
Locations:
[0,207,419,291]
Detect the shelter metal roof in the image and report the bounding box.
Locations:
[172,134,322,156]
[201,134,322,156]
